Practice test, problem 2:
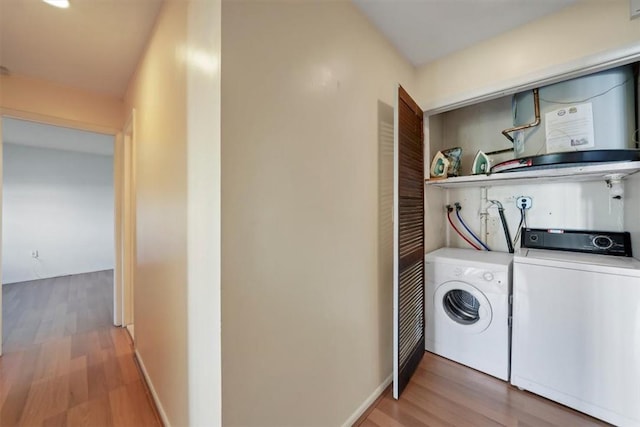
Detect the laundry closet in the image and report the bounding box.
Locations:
[426,64,638,252]
[393,59,640,427]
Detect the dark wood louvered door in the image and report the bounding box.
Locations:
[393,85,425,399]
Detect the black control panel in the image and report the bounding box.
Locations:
[521,228,632,257]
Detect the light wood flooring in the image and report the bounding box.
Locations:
[358,352,610,427]
[1,271,161,426]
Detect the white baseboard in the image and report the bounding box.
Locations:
[341,374,392,427]
[126,323,135,340]
[135,349,171,427]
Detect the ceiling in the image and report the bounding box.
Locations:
[0,0,577,98]
[3,118,114,156]
[0,0,163,97]
[352,0,577,66]
[0,2,582,176]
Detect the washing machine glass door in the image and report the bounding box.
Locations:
[434,281,492,334]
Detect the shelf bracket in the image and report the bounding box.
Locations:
[605,173,626,199]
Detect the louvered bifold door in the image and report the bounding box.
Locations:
[393,85,425,399]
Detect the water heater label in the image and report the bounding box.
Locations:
[545,102,595,153]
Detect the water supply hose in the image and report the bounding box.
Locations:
[446,206,481,250]
[454,203,490,251]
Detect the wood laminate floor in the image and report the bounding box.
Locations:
[359,352,610,427]
[1,271,161,427]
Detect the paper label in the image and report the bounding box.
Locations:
[545,103,595,153]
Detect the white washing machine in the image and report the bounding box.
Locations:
[425,247,513,381]
[512,248,640,427]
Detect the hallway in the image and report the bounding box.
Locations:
[0,271,161,426]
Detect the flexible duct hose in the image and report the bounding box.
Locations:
[489,200,514,254]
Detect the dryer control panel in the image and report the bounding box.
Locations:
[522,228,632,257]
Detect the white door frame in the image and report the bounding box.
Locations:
[113,130,124,326]
[118,109,136,332]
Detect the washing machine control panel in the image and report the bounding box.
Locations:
[433,265,506,291]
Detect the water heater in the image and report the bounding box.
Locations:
[512,65,636,159]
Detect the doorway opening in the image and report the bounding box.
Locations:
[1,117,116,354]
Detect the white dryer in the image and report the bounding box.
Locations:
[512,248,640,427]
[425,247,513,381]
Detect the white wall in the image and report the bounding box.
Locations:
[625,173,640,260]
[444,182,624,253]
[186,0,222,424]
[2,143,114,284]
[221,2,416,425]
[124,0,222,425]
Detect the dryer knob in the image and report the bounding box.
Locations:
[483,272,494,282]
[593,235,613,250]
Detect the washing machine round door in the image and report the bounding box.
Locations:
[434,281,492,334]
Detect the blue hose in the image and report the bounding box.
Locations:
[455,208,490,251]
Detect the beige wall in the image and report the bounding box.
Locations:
[0,74,123,133]
[221,2,415,425]
[417,0,640,109]
[124,0,222,425]
[124,2,189,425]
